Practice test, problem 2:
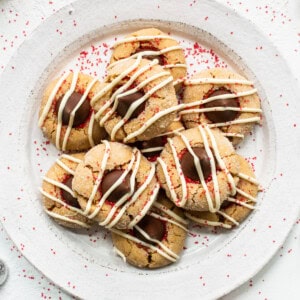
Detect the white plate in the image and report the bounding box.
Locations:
[0,0,300,299]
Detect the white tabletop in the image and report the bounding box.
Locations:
[0,0,299,299]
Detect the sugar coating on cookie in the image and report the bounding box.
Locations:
[91,57,178,143]
[110,28,187,87]
[185,154,259,228]
[72,141,160,229]
[156,126,241,212]
[111,191,188,269]
[40,153,92,229]
[182,68,262,144]
[38,72,107,152]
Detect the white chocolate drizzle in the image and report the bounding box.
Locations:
[44,210,90,228]
[184,78,253,85]
[110,228,177,262]
[179,107,262,115]
[113,35,178,46]
[113,246,127,262]
[39,71,98,151]
[148,212,188,232]
[222,132,244,139]
[185,212,232,229]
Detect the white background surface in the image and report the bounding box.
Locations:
[0,0,299,299]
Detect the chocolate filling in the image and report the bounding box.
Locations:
[134,46,165,65]
[101,170,133,203]
[180,147,214,181]
[117,91,145,119]
[220,200,232,209]
[203,88,239,123]
[56,91,90,127]
[61,176,81,208]
[133,215,166,244]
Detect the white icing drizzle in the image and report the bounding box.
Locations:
[163,64,187,69]
[108,45,183,69]
[42,176,75,197]
[141,147,164,153]
[98,149,140,227]
[183,88,258,108]
[173,77,186,86]
[87,111,96,147]
[179,107,262,115]
[184,78,253,85]
[110,75,173,141]
[91,56,143,107]
[60,154,82,164]
[113,35,178,46]
[55,159,76,175]
[237,172,259,185]
[152,202,189,225]
[236,188,257,203]
[97,61,166,125]
[222,132,244,139]
[156,126,185,137]
[207,116,261,128]
[44,210,90,228]
[56,71,79,150]
[83,140,111,216]
[227,197,256,210]
[156,157,179,204]
[148,212,188,232]
[38,72,70,127]
[123,166,159,229]
[203,126,236,195]
[110,228,177,262]
[185,212,232,229]
[113,247,126,262]
[134,225,179,259]
[167,137,187,207]
[216,210,240,226]
[61,77,98,151]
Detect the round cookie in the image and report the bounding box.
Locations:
[72,141,160,229]
[110,28,187,89]
[182,68,262,144]
[91,57,178,143]
[185,155,259,228]
[111,190,188,269]
[38,71,107,152]
[156,126,241,212]
[40,153,92,229]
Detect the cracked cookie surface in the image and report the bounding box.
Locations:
[111,191,188,268]
[156,126,241,211]
[110,27,187,88]
[91,58,178,143]
[72,141,159,229]
[185,154,259,228]
[41,153,92,229]
[182,68,261,144]
[38,72,107,152]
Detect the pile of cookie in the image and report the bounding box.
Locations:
[39,28,262,269]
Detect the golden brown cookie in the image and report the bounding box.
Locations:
[111,190,188,269]
[185,155,259,229]
[110,28,187,89]
[182,68,262,144]
[91,57,178,143]
[40,153,92,229]
[156,126,240,211]
[38,72,107,152]
[72,141,160,229]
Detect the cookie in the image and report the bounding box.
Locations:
[91,57,178,143]
[185,155,259,228]
[111,190,188,269]
[181,68,262,144]
[156,126,241,211]
[38,71,107,152]
[110,28,187,90]
[72,141,160,229]
[40,153,92,229]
